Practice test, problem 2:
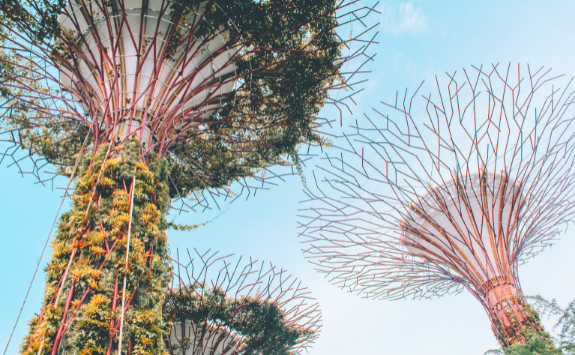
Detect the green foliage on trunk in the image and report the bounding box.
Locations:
[488,300,566,355]
[501,328,562,355]
[21,139,172,355]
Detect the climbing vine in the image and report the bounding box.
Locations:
[489,301,560,354]
[21,138,172,355]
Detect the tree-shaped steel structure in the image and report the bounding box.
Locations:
[0,1,378,354]
[0,0,378,199]
[299,64,575,348]
[165,249,322,355]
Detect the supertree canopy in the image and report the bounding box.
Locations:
[0,0,378,196]
[298,64,575,349]
[165,250,322,355]
[0,1,378,354]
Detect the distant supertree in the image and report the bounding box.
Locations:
[165,249,322,355]
[299,64,575,349]
[0,1,378,354]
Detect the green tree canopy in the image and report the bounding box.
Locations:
[0,0,377,198]
[164,287,314,355]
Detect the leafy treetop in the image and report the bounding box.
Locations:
[0,0,369,198]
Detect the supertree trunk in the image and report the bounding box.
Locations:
[21,138,172,355]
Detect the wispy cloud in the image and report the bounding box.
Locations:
[381,3,428,36]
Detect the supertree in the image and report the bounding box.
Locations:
[164,249,322,355]
[0,1,378,354]
[298,64,575,350]
[35,246,323,355]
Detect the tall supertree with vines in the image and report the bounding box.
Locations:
[298,64,575,353]
[0,0,378,354]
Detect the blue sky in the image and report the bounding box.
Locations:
[2,1,575,354]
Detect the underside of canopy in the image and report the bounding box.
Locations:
[400,171,524,292]
[400,170,526,328]
[57,0,238,145]
[167,321,242,355]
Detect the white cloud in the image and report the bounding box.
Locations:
[381,3,428,36]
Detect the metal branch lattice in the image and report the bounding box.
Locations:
[298,63,575,343]
[0,0,380,211]
[167,249,322,355]
[0,1,376,354]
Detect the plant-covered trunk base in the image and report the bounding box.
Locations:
[21,139,172,355]
[493,301,560,354]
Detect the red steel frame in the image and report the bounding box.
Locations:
[168,248,323,354]
[298,63,575,344]
[0,1,379,353]
[0,0,380,201]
